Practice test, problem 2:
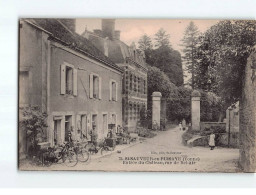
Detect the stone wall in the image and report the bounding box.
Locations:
[200,122,226,131]
[239,49,256,172]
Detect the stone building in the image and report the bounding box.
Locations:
[19,19,123,158]
[239,47,256,172]
[82,19,148,132]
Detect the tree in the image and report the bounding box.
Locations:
[147,66,177,99]
[146,46,184,86]
[181,21,200,89]
[138,34,153,52]
[154,28,171,48]
[195,20,256,107]
[167,86,192,122]
[147,66,178,124]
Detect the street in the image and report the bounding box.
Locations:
[20,126,241,172]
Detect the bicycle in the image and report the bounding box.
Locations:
[73,141,90,163]
[43,142,78,167]
[84,138,115,155]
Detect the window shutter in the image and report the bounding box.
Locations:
[60,64,66,94]
[116,82,118,102]
[73,68,78,96]
[109,80,112,101]
[89,74,93,98]
[99,76,102,99]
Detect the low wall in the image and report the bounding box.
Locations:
[200,122,226,131]
[182,131,239,148]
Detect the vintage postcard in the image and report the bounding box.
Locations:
[18,18,256,172]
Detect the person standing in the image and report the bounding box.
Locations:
[179,122,182,131]
[182,119,186,130]
[209,132,216,150]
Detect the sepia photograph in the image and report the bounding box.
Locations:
[18,18,256,172]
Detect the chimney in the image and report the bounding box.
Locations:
[102,19,115,40]
[114,30,120,40]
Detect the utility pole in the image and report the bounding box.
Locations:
[228,107,232,148]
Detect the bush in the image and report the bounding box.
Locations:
[19,106,48,156]
[138,127,156,138]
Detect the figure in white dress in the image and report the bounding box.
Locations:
[179,122,182,131]
[209,133,216,150]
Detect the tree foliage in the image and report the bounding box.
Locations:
[181,21,200,89]
[147,66,178,99]
[167,86,192,122]
[19,106,48,144]
[138,30,184,86]
[154,28,171,48]
[138,34,153,51]
[194,20,256,107]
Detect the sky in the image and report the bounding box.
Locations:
[76,19,219,53]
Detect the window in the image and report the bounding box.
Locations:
[137,104,140,120]
[112,81,116,101]
[61,63,77,96]
[66,66,73,94]
[89,73,102,99]
[93,75,99,98]
[129,103,132,120]
[138,77,140,93]
[133,104,136,120]
[109,79,118,101]
[143,80,146,94]
[92,114,98,131]
[134,76,137,92]
[130,74,133,90]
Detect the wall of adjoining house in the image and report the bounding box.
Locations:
[19,21,46,159]
[19,21,44,108]
[239,50,256,172]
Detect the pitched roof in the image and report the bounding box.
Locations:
[24,19,123,73]
[83,30,147,70]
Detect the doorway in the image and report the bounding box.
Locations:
[53,119,61,145]
[81,115,87,139]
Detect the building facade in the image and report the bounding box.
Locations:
[82,19,148,132]
[19,19,123,158]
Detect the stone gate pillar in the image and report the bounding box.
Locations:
[191,90,201,131]
[152,92,162,129]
